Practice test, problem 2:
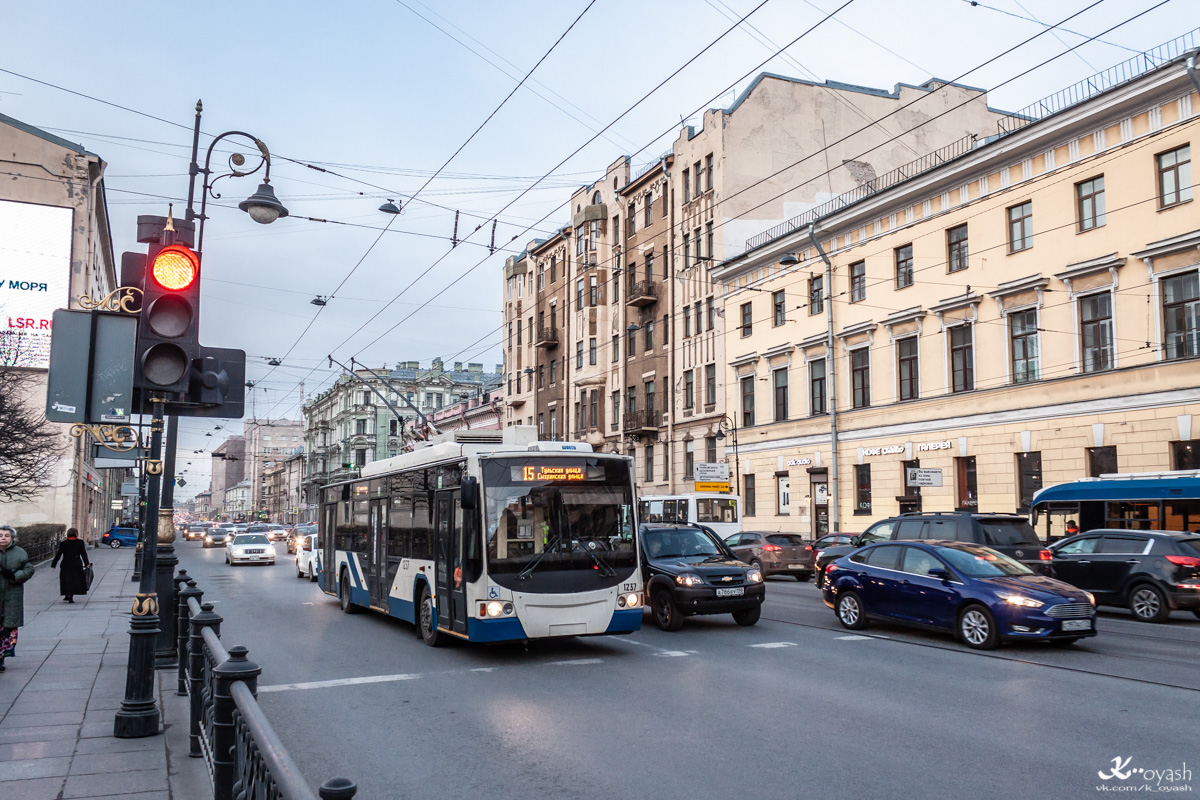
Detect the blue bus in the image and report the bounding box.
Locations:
[1031,470,1200,537]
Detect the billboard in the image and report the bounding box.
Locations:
[0,199,73,369]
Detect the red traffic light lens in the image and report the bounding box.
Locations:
[151,245,199,290]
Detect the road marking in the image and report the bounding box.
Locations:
[548,658,603,666]
[835,635,873,641]
[470,667,496,673]
[749,641,798,649]
[259,673,421,693]
[653,650,692,657]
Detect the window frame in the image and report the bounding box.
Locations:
[947,224,968,273]
[772,290,786,327]
[897,336,919,401]
[850,261,866,303]
[809,274,824,315]
[740,302,753,338]
[1007,201,1033,253]
[854,464,872,515]
[809,358,827,416]
[1156,145,1192,208]
[1162,270,1199,361]
[773,366,789,422]
[740,374,755,427]
[895,244,914,289]
[1076,175,1106,232]
[850,348,870,409]
[1079,291,1114,374]
[949,325,975,393]
[1010,308,1040,383]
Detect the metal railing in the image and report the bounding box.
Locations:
[631,151,671,181]
[174,572,357,800]
[623,409,663,431]
[24,533,65,564]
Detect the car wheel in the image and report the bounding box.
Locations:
[750,559,764,576]
[339,573,359,615]
[814,570,824,590]
[651,589,684,631]
[836,591,867,630]
[732,606,760,626]
[795,572,810,582]
[1193,609,1200,621]
[109,540,122,549]
[1129,584,1169,623]
[958,605,999,650]
[309,564,317,582]
[419,587,443,646]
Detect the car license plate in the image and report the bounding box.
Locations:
[715,587,744,598]
[789,564,805,569]
[249,556,261,560]
[1061,619,1091,631]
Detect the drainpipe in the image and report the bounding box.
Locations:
[807,223,840,534]
[1186,49,1200,96]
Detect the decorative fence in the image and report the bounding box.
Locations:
[173,570,358,800]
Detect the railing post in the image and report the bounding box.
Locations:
[176,580,200,696]
[212,646,260,800]
[320,777,358,799]
[188,601,220,759]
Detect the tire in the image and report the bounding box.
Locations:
[836,591,868,630]
[1128,584,1169,623]
[109,540,122,549]
[1193,609,1200,621]
[750,559,764,576]
[339,573,359,615]
[795,572,810,582]
[418,587,444,646]
[958,604,999,650]
[732,606,761,626]
[814,570,825,590]
[308,563,317,582]
[651,589,684,631]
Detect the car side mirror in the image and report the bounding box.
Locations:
[849,536,862,547]
[928,568,950,581]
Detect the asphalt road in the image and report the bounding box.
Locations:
[177,541,1200,800]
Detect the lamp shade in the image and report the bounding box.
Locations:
[239,182,289,224]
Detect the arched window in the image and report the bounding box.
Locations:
[592,191,602,205]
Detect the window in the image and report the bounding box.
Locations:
[777,475,791,515]
[611,334,619,363]
[694,229,702,263]
[537,364,545,389]
[663,314,670,345]
[705,153,713,191]
[645,444,655,482]
[809,275,823,315]
[589,275,598,306]
[1157,145,1192,207]
[626,386,637,413]
[575,225,585,256]
[809,358,826,415]
[1076,176,1105,231]
[1006,308,1039,383]
[900,459,922,512]
[549,410,557,439]
[1172,440,1200,470]
[611,391,619,425]
[507,321,513,349]
[683,234,690,269]
[1163,271,1199,360]
[355,449,367,467]
[706,436,717,464]
[576,341,584,369]
[683,305,692,337]
[897,337,919,401]
[1087,446,1117,477]
[706,296,715,330]
[693,161,702,197]
[684,369,694,408]
[705,364,716,406]
[644,196,652,227]
[895,244,914,289]
[682,169,690,203]
[955,456,978,510]
[850,261,866,303]
[549,358,556,383]
[741,302,753,337]
[645,251,654,283]
[744,473,756,516]
[626,261,637,294]
[589,337,597,365]
[626,329,636,357]
[772,367,792,422]
[772,290,786,326]
[550,255,557,283]
[706,223,714,260]
[644,320,654,351]
[1080,293,1113,373]
[854,464,871,515]
[355,419,367,435]
[644,380,656,415]
[741,375,755,427]
[947,224,968,272]
[1008,201,1033,252]
[538,413,544,435]
[694,301,702,333]
[950,326,974,392]
[516,321,522,346]
[1017,452,1042,512]
[663,440,670,482]
[627,203,636,234]
[851,349,870,409]
[576,279,584,310]
[685,440,695,479]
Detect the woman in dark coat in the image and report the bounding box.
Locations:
[0,524,34,672]
[51,528,90,603]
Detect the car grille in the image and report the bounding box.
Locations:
[243,548,266,554]
[1045,603,1093,618]
[709,573,744,585]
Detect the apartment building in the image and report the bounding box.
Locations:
[712,35,1200,537]
[503,71,1015,492]
[243,418,304,516]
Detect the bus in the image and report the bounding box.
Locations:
[1031,470,1200,539]
[319,428,642,646]
[637,493,742,539]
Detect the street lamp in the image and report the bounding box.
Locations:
[715,414,740,495]
[379,199,402,215]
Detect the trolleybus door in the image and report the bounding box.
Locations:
[434,491,468,634]
[369,499,389,607]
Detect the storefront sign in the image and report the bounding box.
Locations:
[695,462,730,482]
[786,457,812,466]
[917,440,952,452]
[862,445,905,457]
[695,481,731,493]
[906,468,944,487]
[813,483,828,504]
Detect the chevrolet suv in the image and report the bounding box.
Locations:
[639,523,765,631]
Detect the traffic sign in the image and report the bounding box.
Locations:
[695,462,730,482]
[906,468,944,487]
[696,481,731,493]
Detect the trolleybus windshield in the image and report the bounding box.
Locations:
[483,457,636,591]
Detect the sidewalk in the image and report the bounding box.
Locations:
[0,547,199,800]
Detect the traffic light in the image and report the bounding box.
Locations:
[135,243,200,393]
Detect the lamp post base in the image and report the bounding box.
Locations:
[114,594,161,738]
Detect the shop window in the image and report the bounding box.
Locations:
[854,464,872,515]
[1172,440,1200,470]
[1017,452,1042,513]
[956,456,978,510]
[1087,446,1117,477]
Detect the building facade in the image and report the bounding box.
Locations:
[209,436,246,513]
[223,480,251,521]
[194,489,213,520]
[242,418,303,517]
[712,41,1200,538]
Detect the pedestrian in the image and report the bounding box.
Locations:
[1066,519,1081,537]
[0,525,34,672]
[51,528,91,603]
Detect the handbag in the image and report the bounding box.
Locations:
[84,562,94,592]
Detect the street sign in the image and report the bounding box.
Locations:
[695,462,730,482]
[110,499,123,510]
[695,481,731,493]
[120,480,139,496]
[92,443,145,469]
[906,467,944,487]
[176,477,187,487]
[45,309,135,424]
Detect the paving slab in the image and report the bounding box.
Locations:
[0,737,76,760]
[0,776,67,800]
[0,709,85,727]
[69,749,167,775]
[0,755,73,781]
[62,766,167,798]
[0,723,81,743]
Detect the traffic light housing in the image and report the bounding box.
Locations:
[134,243,201,393]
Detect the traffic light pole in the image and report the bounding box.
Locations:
[154,415,179,669]
[115,396,165,738]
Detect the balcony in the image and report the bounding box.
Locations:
[626,280,658,308]
[534,325,559,349]
[622,409,663,435]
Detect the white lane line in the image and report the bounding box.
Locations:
[835,635,873,641]
[611,637,655,648]
[653,650,693,657]
[548,658,604,666]
[749,642,798,649]
[259,673,421,693]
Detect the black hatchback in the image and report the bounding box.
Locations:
[639,523,765,631]
[1049,530,1200,622]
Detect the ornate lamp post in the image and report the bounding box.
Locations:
[715,414,740,495]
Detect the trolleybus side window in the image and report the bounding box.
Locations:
[412,486,433,559]
[387,494,411,559]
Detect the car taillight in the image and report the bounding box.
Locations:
[825,562,839,573]
[763,544,782,551]
[804,545,812,552]
[1166,555,1200,567]
[1039,549,1052,561]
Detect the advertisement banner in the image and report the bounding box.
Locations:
[0,199,73,369]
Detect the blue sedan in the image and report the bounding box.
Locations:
[822,540,1097,649]
[101,526,139,548]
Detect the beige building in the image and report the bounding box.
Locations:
[504,72,1016,493]
[264,454,306,524]
[713,39,1200,537]
[243,418,303,517]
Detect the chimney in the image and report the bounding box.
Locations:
[431,358,444,371]
[453,362,463,371]
[467,362,483,373]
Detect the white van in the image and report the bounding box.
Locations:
[638,493,742,540]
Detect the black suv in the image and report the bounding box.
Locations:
[639,523,765,631]
[815,512,1051,585]
[1050,529,1200,622]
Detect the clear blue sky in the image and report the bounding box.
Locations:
[2,0,1187,495]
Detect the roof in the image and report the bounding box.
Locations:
[0,111,97,157]
[1033,473,1200,506]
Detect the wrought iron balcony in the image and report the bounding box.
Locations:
[626,280,658,307]
[622,409,663,434]
[534,325,559,348]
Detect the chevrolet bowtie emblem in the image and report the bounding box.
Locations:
[722,576,732,582]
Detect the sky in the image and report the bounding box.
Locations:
[2,0,1192,498]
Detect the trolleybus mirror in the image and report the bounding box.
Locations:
[461,476,479,510]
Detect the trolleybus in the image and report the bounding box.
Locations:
[637,493,742,539]
[1031,470,1200,538]
[319,428,642,645]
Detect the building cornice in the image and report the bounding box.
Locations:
[836,320,877,340]
[988,273,1051,300]
[1130,228,1200,260]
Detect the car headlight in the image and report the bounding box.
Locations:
[746,569,763,583]
[675,573,704,587]
[205,537,212,543]
[1084,591,1095,606]
[995,592,1044,608]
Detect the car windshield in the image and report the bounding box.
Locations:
[767,534,807,546]
[933,545,1034,577]
[978,519,1038,546]
[246,526,268,533]
[234,534,270,545]
[643,527,725,559]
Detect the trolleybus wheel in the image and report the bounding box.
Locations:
[339,573,359,615]
[419,587,444,647]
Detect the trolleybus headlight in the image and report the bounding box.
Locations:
[486,601,504,617]
[625,593,640,608]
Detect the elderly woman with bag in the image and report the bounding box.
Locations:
[0,525,35,672]
[51,528,90,603]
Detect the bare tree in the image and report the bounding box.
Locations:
[0,333,65,502]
